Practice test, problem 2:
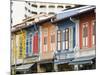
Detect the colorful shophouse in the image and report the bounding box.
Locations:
[70,6,96,70]
[11,14,56,74]
[37,17,57,72]
[11,5,96,74]
[11,18,40,74]
[53,5,96,71]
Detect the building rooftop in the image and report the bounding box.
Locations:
[11,5,96,32]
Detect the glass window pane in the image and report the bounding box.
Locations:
[66,41,68,49]
[66,29,69,41]
[57,31,61,41]
[58,42,61,50]
[62,41,65,50]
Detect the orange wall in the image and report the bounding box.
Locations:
[41,22,56,59]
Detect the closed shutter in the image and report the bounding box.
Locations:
[29,33,33,56]
[57,30,61,50]
[70,27,73,49]
[33,32,38,54]
[82,23,88,47]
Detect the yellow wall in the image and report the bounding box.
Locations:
[12,30,26,63]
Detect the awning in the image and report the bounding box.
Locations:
[69,55,95,65]
[16,63,34,70]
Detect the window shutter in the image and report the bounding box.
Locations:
[33,32,38,55]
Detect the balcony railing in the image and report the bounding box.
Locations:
[54,46,78,64]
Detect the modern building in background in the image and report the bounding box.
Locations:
[24,1,77,18]
[11,0,79,26]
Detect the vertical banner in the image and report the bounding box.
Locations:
[13,34,16,64]
[16,33,20,59]
[22,31,26,58]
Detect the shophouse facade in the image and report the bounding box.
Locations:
[11,5,96,74]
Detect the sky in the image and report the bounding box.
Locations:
[11,0,96,26]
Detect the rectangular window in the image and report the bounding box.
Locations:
[43,29,48,52]
[51,34,55,43]
[51,32,55,51]
[26,33,33,57]
[44,37,47,45]
[62,30,65,50]
[69,27,74,49]
[57,30,61,50]
[65,29,69,49]
[82,23,88,48]
[92,20,96,46]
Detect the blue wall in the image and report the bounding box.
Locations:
[57,18,76,49]
[26,24,39,57]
